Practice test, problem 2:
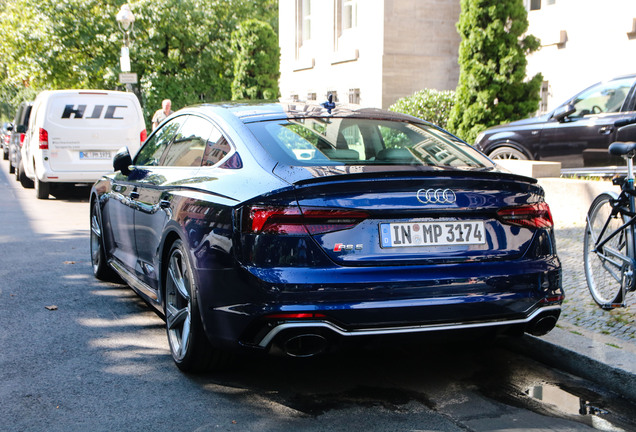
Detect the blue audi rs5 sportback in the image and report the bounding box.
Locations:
[89,101,563,372]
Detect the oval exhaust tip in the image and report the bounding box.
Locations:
[528,315,558,336]
[284,334,328,358]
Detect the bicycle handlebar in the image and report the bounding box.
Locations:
[614,116,636,128]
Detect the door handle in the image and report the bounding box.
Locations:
[130,191,140,199]
[599,126,613,135]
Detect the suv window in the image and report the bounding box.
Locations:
[570,77,636,117]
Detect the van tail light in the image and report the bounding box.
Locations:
[19,133,26,147]
[497,203,553,228]
[39,128,49,150]
[140,129,147,143]
[244,206,369,235]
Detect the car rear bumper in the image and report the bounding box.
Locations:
[254,304,561,349]
[195,258,563,352]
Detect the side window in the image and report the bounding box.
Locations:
[134,116,185,166]
[202,126,232,166]
[162,115,214,167]
[571,77,636,117]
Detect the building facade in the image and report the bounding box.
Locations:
[278,0,461,109]
[279,0,636,115]
[525,0,636,113]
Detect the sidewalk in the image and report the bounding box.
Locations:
[508,178,636,400]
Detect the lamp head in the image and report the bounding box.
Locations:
[116,4,135,31]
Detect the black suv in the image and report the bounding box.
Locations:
[475,74,636,168]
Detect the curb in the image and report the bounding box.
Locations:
[503,324,636,401]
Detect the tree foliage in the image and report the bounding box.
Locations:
[0,0,279,123]
[231,19,280,101]
[448,0,542,144]
[389,89,456,130]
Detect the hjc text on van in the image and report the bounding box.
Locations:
[62,105,128,120]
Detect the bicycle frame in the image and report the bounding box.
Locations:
[587,154,636,307]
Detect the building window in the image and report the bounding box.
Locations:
[334,0,357,50]
[327,90,339,102]
[296,0,313,57]
[529,0,541,10]
[349,88,360,104]
[540,81,549,113]
[307,92,317,101]
[342,0,357,30]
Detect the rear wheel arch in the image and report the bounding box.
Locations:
[162,236,228,372]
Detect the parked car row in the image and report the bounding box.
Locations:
[476,74,636,168]
[89,101,563,372]
[4,90,146,198]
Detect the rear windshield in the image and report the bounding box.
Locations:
[246,118,493,168]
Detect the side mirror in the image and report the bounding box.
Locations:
[551,103,575,122]
[16,125,26,133]
[6,123,14,131]
[113,147,132,176]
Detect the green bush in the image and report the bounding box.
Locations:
[389,89,456,130]
[231,19,280,101]
[448,0,542,144]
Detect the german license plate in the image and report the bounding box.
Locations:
[80,151,111,160]
[380,221,486,248]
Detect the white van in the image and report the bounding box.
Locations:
[22,89,146,199]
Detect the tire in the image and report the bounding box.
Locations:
[3,148,8,160]
[35,176,50,199]
[488,146,529,161]
[164,239,226,372]
[18,161,34,188]
[583,193,632,308]
[9,161,15,174]
[90,200,117,281]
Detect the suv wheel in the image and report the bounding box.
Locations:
[489,146,529,161]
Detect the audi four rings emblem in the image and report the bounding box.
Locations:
[416,188,457,204]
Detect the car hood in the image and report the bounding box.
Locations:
[486,113,552,131]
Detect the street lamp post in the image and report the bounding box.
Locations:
[116,4,136,92]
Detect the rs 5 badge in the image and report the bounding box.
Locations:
[334,243,363,252]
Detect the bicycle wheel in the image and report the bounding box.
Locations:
[583,193,632,308]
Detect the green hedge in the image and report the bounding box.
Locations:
[389,89,456,131]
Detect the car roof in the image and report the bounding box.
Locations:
[187,101,425,124]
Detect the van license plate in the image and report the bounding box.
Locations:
[380,221,486,248]
[80,151,111,160]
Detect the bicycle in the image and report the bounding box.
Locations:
[584,137,636,309]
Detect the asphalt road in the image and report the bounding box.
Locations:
[1,158,635,432]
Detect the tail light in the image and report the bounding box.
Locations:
[264,313,327,319]
[244,206,369,235]
[497,203,553,228]
[39,128,49,150]
[19,133,25,147]
[140,129,147,143]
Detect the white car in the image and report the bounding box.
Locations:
[22,89,146,199]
